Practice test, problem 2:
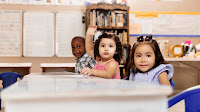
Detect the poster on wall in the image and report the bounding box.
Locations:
[56,12,85,57]
[0,10,22,57]
[23,12,54,57]
[0,0,8,3]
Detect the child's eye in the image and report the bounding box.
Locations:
[77,46,81,48]
[101,45,105,47]
[72,47,75,49]
[147,55,151,57]
[109,45,113,47]
[136,55,141,58]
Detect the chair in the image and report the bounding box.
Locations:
[170,78,175,90]
[168,85,200,112]
[0,72,22,110]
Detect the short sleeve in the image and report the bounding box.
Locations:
[153,64,174,80]
[129,71,134,81]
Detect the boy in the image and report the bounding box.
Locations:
[71,36,96,74]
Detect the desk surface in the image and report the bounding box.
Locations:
[41,63,76,67]
[2,74,172,100]
[1,74,172,112]
[0,63,32,67]
[40,63,125,67]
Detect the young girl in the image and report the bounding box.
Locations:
[80,25,123,79]
[127,35,173,85]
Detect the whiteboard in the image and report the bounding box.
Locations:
[56,12,85,57]
[0,10,22,57]
[23,12,54,57]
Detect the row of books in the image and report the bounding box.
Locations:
[95,30,128,45]
[90,10,127,27]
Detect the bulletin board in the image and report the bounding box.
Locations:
[129,13,200,36]
[127,0,200,37]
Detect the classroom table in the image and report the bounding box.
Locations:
[0,63,32,76]
[1,73,172,112]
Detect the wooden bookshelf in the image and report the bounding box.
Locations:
[86,3,130,78]
[86,3,130,44]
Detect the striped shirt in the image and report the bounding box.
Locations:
[75,53,96,74]
[129,64,174,85]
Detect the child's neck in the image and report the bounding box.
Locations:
[100,58,114,62]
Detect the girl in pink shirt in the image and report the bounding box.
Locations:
[80,26,122,79]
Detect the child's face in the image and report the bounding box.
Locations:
[71,39,86,58]
[134,44,155,72]
[99,38,116,61]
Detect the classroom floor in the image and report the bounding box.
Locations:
[168,100,185,112]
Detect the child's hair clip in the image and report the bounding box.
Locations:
[145,35,152,41]
[137,36,144,42]
[137,35,153,42]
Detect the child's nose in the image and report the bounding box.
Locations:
[105,46,108,50]
[74,48,78,51]
[141,56,146,62]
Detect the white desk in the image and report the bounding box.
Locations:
[40,63,76,72]
[0,63,32,76]
[1,74,172,112]
[40,63,124,73]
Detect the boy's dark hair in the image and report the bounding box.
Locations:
[94,33,123,63]
[126,35,166,79]
[71,36,85,45]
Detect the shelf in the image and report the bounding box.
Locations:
[97,26,128,30]
[165,58,200,61]
[86,3,129,11]
[0,63,32,67]
[41,63,76,68]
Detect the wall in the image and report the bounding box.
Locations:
[0,4,85,73]
[127,0,200,12]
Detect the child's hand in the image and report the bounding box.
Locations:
[80,67,93,77]
[86,25,97,36]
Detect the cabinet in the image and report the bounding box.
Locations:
[86,3,130,78]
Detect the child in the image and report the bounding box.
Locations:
[127,35,173,86]
[71,36,96,74]
[80,26,123,79]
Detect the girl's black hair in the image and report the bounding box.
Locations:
[126,35,166,80]
[94,33,123,63]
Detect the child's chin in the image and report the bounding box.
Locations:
[138,69,149,73]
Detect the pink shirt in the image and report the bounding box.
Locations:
[92,59,120,79]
